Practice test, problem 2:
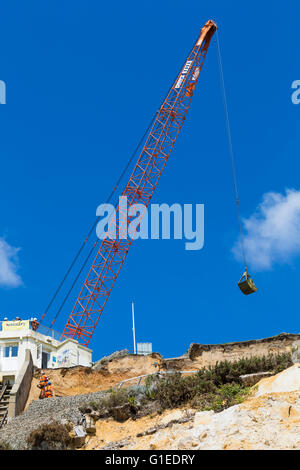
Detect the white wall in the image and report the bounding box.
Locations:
[78,346,93,367]
[0,327,92,380]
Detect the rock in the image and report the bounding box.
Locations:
[100,438,130,450]
[111,403,132,422]
[98,408,111,419]
[255,364,300,396]
[80,405,93,414]
[136,427,159,437]
[193,410,214,427]
[70,434,86,449]
[70,425,86,448]
[92,350,129,370]
[90,410,100,422]
[85,415,96,435]
[73,425,86,437]
[159,410,186,426]
[86,425,96,435]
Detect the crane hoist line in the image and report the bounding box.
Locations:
[215,31,257,296]
[43,20,258,347]
[55,19,218,346]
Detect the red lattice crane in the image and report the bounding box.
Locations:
[61,20,217,346]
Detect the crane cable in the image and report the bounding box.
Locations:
[45,115,156,329]
[216,31,248,273]
[42,38,199,330]
[43,42,198,330]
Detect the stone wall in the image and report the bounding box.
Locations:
[8,349,33,418]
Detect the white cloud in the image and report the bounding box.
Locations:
[0,238,23,288]
[232,189,300,271]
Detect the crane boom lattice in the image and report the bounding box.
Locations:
[61,20,217,346]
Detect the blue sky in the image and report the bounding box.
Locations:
[0,1,300,360]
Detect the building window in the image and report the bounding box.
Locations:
[3,345,18,358]
[4,347,10,358]
[11,346,18,357]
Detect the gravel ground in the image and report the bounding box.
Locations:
[0,390,107,450]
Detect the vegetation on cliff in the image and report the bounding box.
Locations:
[83,352,292,419]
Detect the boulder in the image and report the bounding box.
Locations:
[111,403,132,422]
[85,415,97,435]
[70,425,86,448]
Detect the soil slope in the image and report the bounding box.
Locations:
[26,353,162,408]
[85,364,300,450]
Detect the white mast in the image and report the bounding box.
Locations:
[132,301,136,354]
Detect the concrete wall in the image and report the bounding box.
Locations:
[78,345,93,367]
[8,349,33,418]
[53,340,92,368]
[0,329,92,373]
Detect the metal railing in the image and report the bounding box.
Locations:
[0,383,8,402]
[117,370,200,389]
[0,384,9,429]
[35,324,61,341]
[0,409,8,429]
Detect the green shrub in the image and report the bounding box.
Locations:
[26,421,72,450]
[208,384,251,412]
[150,352,292,412]
[85,389,138,422]
[0,441,12,450]
[102,389,130,409]
[86,352,293,418]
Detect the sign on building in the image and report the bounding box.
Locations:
[2,320,30,331]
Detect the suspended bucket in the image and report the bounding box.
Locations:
[238,271,257,295]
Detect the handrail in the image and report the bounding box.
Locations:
[0,385,9,429]
[0,409,8,429]
[117,370,199,389]
[0,384,8,403]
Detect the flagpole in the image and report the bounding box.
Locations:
[132,301,136,354]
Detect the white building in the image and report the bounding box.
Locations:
[0,319,92,384]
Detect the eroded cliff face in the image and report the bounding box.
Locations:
[162,333,300,370]
[3,338,300,450]
[85,364,300,450]
[25,333,300,408]
[26,353,163,408]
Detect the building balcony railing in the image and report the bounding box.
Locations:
[34,324,62,342]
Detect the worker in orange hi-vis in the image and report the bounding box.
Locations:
[31,318,40,331]
[37,371,49,399]
[44,381,54,398]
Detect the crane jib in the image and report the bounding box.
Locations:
[61,20,217,346]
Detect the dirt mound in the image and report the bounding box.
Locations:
[85,365,300,450]
[6,362,300,450]
[26,353,162,408]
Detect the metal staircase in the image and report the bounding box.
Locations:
[0,383,12,428]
